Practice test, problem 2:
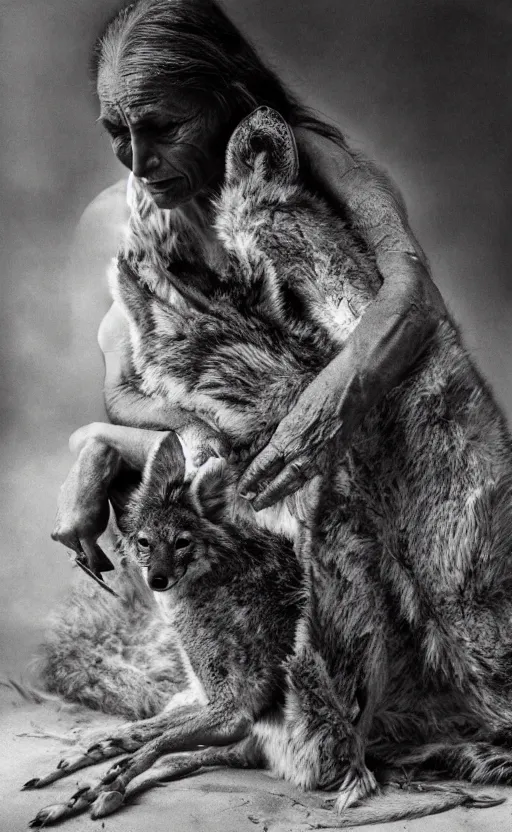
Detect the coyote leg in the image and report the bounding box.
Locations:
[28,707,251,824]
[286,511,387,812]
[124,736,261,801]
[23,707,192,790]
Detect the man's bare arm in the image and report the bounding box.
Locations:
[56,183,220,573]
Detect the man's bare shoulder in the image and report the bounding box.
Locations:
[74,179,130,259]
[77,179,130,233]
[293,127,357,184]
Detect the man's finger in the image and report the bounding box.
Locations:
[238,444,287,499]
[80,539,115,573]
[251,455,312,511]
[51,527,81,553]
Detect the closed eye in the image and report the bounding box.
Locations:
[145,120,180,134]
[110,132,131,148]
[100,118,128,137]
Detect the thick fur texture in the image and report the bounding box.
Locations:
[36,544,187,720]
[121,435,303,723]
[110,107,512,800]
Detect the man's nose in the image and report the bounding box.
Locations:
[131,135,160,178]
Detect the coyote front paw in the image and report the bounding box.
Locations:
[29,785,98,827]
[28,749,153,826]
[23,734,141,791]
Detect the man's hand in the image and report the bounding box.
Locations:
[51,439,122,574]
[238,371,338,511]
[53,425,179,576]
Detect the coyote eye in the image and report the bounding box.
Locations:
[137,535,151,552]
[175,533,192,550]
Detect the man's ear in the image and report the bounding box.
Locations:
[138,431,186,506]
[188,458,232,524]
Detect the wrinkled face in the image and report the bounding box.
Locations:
[134,508,210,592]
[97,62,228,208]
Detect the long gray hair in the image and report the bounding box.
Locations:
[92,0,348,147]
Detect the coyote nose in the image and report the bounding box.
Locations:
[148,571,171,592]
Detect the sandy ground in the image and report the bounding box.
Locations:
[2,686,512,832]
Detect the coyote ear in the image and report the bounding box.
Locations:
[139,432,186,505]
[225,106,299,186]
[189,458,232,524]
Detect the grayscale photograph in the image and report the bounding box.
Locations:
[1,1,512,830]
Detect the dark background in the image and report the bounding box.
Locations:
[1,0,511,677]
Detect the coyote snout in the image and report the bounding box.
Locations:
[137,530,197,592]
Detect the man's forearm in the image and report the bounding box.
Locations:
[102,351,227,469]
[302,260,446,446]
[296,128,447,412]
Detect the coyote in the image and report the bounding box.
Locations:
[28,434,501,827]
